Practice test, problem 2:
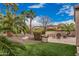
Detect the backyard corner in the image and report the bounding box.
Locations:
[0,3,78,56]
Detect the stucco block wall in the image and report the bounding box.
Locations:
[75,8,79,46]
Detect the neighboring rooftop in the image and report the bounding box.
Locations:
[75,5,79,9]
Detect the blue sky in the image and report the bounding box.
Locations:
[0,3,78,26]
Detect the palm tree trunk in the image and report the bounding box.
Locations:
[30,18,32,34]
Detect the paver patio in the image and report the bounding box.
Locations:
[48,37,76,45]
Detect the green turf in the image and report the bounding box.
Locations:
[23,43,77,56]
[0,42,77,56]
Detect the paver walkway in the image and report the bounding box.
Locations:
[7,33,76,45]
[48,37,76,45]
[9,36,41,44]
[9,36,76,45]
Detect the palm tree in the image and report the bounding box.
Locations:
[0,3,29,36]
[0,13,29,35]
[1,3,29,35]
[0,11,14,36]
[0,3,28,56]
[0,3,18,36]
[0,4,26,56]
[4,3,18,13]
[0,13,4,32]
[13,15,29,34]
[21,10,35,34]
[60,23,75,36]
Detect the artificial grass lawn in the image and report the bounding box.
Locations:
[24,43,77,56]
[0,42,77,56]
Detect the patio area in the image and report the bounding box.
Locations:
[48,37,76,45]
[8,34,76,45]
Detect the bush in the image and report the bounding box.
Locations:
[33,28,43,40]
[33,32,42,40]
[47,28,56,31]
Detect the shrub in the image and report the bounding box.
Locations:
[33,28,43,40]
[33,31,42,40]
[47,28,56,31]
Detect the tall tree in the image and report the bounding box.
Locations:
[39,16,51,34]
[4,3,18,13]
[0,3,29,35]
[0,3,27,56]
[21,10,35,34]
[0,13,29,35]
[13,15,29,34]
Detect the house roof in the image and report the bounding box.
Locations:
[75,5,79,10]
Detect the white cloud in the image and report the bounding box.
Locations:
[25,16,42,27]
[32,16,42,26]
[56,5,74,16]
[68,6,74,16]
[25,16,75,27]
[52,19,75,25]
[28,3,45,8]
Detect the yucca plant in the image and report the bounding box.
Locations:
[0,35,26,56]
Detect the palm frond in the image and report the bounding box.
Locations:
[0,35,26,56]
